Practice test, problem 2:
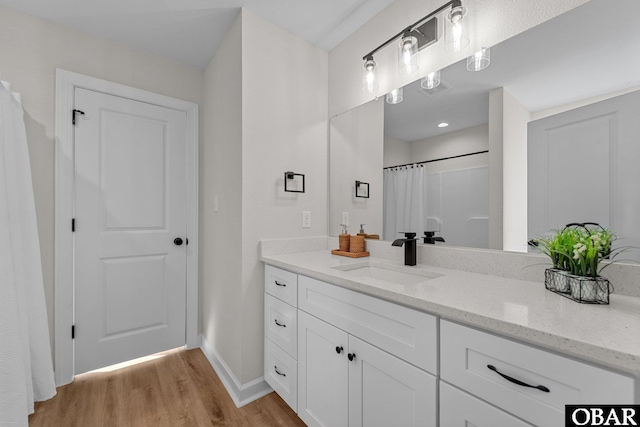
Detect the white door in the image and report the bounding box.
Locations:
[348,336,436,427]
[528,90,640,261]
[74,87,188,374]
[298,311,349,427]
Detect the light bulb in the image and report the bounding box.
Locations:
[445,0,469,52]
[421,70,441,90]
[362,56,378,93]
[386,87,403,104]
[466,47,490,71]
[398,31,418,75]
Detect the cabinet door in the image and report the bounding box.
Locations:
[348,336,437,427]
[298,311,349,427]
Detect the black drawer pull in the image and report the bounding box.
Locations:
[487,365,550,392]
[274,366,286,377]
[275,281,286,287]
[274,319,286,327]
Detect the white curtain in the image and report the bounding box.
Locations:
[383,166,427,241]
[0,80,56,426]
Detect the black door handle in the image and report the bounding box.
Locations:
[348,353,356,361]
[174,237,183,246]
[487,365,550,392]
[336,346,343,354]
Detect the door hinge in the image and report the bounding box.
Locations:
[71,325,75,339]
[72,109,85,126]
[72,218,75,232]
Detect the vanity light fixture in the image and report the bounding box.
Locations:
[466,47,490,71]
[284,171,305,193]
[361,0,467,88]
[421,70,441,90]
[386,87,404,104]
[362,55,379,93]
[398,31,419,75]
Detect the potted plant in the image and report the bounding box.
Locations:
[531,223,623,304]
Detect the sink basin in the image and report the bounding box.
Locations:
[333,262,442,285]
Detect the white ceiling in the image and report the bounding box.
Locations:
[385,0,640,142]
[0,0,395,69]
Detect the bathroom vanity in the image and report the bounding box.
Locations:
[261,239,639,427]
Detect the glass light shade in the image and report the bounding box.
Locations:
[362,56,378,93]
[386,87,404,104]
[444,5,469,52]
[398,32,419,75]
[420,70,441,90]
[466,47,490,71]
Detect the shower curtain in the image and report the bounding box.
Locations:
[383,166,428,241]
[0,80,56,426]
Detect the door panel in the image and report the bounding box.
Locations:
[298,311,349,427]
[528,90,640,261]
[74,88,187,374]
[348,336,437,427]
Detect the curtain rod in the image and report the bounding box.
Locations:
[383,150,489,169]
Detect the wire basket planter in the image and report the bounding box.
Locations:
[544,268,612,304]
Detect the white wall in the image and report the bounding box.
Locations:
[202,9,329,385]
[0,5,204,359]
[488,88,504,250]
[328,0,590,117]
[409,124,488,173]
[241,9,328,383]
[202,15,244,381]
[330,99,384,236]
[502,91,531,253]
[383,134,411,168]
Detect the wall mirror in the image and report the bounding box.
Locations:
[329,0,640,261]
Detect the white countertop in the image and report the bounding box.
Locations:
[261,250,640,375]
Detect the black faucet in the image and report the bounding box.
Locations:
[423,231,445,244]
[392,232,417,266]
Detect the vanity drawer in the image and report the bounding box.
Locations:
[265,265,297,306]
[440,320,635,427]
[265,293,297,358]
[264,338,297,413]
[298,275,437,373]
[440,382,533,427]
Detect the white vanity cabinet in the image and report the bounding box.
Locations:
[440,320,636,427]
[264,265,299,411]
[297,275,437,427]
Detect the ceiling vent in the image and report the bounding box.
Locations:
[418,80,451,97]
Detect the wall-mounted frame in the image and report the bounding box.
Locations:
[284,171,305,193]
[355,180,370,198]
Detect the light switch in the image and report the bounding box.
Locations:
[302,211,311,228]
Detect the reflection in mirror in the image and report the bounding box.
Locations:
[329,0,640,261]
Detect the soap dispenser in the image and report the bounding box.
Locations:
[339,224,350,252]
[357,224,367,237]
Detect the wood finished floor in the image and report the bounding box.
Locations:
[29,348,306,427]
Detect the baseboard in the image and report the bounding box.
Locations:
[199,334,273,408]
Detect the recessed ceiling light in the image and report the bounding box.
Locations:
[437,122,449,128]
